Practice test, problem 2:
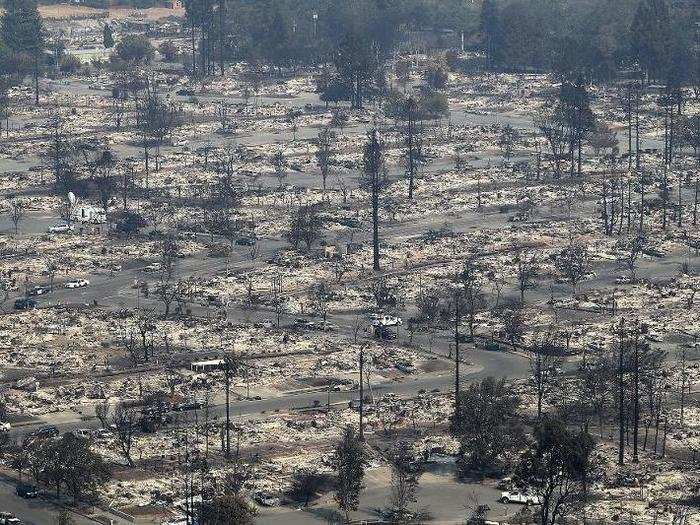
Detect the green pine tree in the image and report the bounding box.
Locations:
[0,0,45,104]
[103,24,114,49]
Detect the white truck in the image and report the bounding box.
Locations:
[370,315,403,327]
[499,491,542,505]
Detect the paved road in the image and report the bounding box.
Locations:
[257,465,520,525]
[0,478,106,525]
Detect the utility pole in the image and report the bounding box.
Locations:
[359,345,364,441]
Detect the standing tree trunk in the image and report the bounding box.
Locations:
[618,325,625,465]
[33,54,40,106]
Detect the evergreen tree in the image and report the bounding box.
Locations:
[631,0,671,81]
[479,0,501,65]
[103,24,114,49]
[0,0,45,104]
[333,426,366,523]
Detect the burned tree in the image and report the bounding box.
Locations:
[287,204,323,253]
[457,258,486,339]
[272,149,287,188]
[363,130,384,271]
[529,333,564,420]
[498,124,519,164]
[333,426,367,523]
[615,233,647,283]
[315,128,334,194]
[515,249,540,304]
[451,376,524,476]
[387,440,422,521]
[554,242,590,294]
[516,417,595,525]
[399,97,425,200]
[7,198,26,235]
[112,403,138,467]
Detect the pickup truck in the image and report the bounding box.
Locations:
[499,491,541,505]
[370,315,403,327]
[48,223,73,234]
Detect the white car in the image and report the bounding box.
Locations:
[48,223,73,234]
[74,428,93,439]
[254,492,280,507]
[371,315,403,328]
[65,279,90,289]
[0,512,20,525]
[499,491,541,505]
[0,422,10,432]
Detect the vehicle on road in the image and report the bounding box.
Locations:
[65,279,89,289]
[142,263,162,273]
[371,315,403,327]
[25,425,60,444]
[0,511,21,524]
[0,422,10,432]
[253,492,280,507]
[16,484,39,499]
[48,223,73,234]
[173,400,202,412]
[235,236,257,246]
[27,286,49,296]
[73,428,93,439]
[93,429,112,440]
[13,298,37,311]
[499,491,541,505]
[293,318,316,330]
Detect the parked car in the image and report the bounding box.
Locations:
[0,511,21,524]
[253,492,280,507]
[13,298,37,311]
[16,484,39,499]
[27,286,49,296]
[48,223,73,234]
[65,279,89,289]
[142,263,162,273]
[371,315,403,327]
[174,400,202,412]
[33,426,60,439]
[294,318,316,330]
[235,236,257,246]
[73,428,93,439]
[0,422,10,432]
[92,429,112,440]
[499,491,541,505]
